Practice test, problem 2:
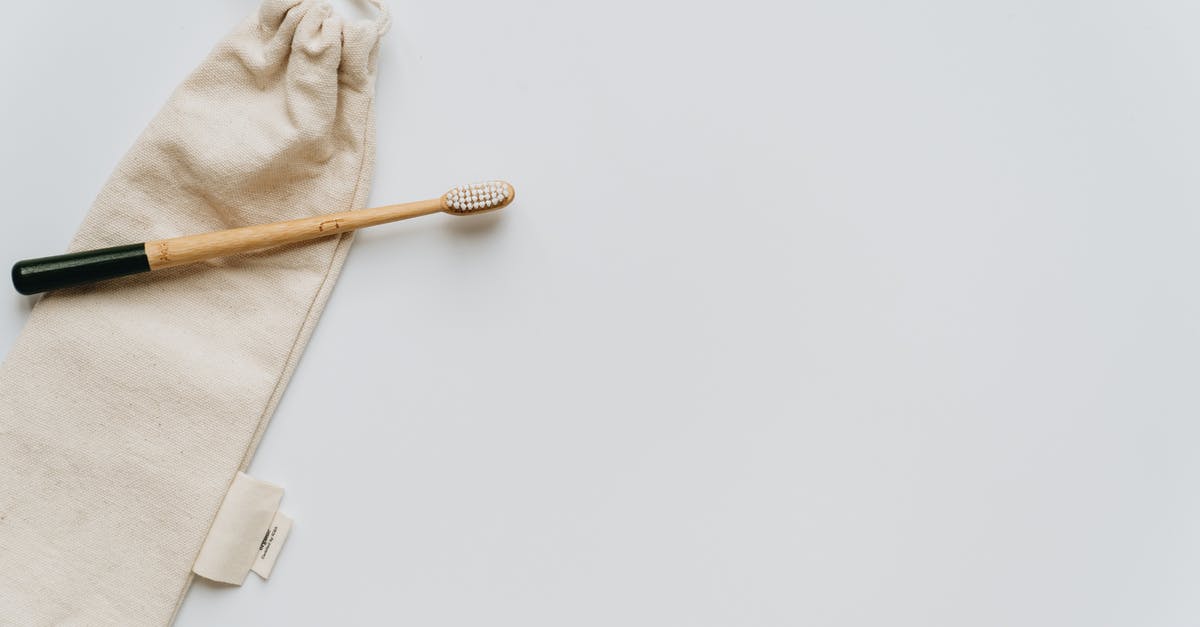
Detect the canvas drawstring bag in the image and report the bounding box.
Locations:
[0,1,387,623]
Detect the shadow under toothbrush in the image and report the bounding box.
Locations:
[443,211,506,238]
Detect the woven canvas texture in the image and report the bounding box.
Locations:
[0,1,384,623]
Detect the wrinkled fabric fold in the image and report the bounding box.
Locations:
[0,2,385,624]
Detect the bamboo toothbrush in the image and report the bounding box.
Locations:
[12,181,515,295]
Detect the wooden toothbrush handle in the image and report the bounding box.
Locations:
[11,198,446,294]
[145,198,446,270]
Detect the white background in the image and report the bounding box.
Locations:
[3,1,1200,625]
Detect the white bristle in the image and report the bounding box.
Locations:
[444,180,512,213]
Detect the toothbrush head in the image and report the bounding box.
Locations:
[442,181,515,215]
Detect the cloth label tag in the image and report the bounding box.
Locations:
[251,510,293,579]
[192,472,291,585]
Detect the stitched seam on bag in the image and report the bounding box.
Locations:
[170,94,377,623]
[171,93,376,619]
[237,95,377,471]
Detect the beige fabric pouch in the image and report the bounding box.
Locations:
[0,1,386,623]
